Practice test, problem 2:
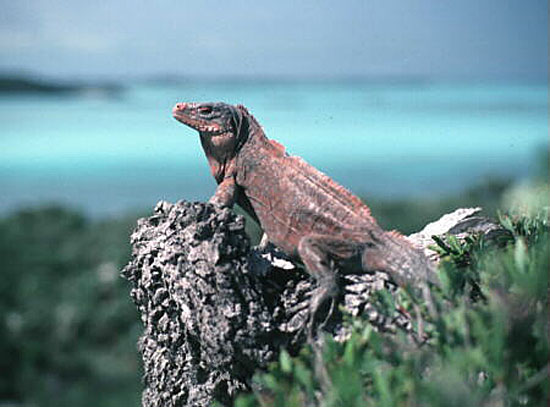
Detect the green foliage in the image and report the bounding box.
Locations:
[236,210,549,407]
[0,206,142,407]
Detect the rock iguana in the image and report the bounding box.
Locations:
[172,102,437,331]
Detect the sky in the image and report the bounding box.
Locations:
[0,0,547,81]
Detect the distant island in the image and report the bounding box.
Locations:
[0,75,123,96]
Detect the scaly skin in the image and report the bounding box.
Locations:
[173,102,436,331]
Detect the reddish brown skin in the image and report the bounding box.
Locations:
[173,102,435,328]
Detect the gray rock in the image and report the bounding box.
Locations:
[122,201,279,407]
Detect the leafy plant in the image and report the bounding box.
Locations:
[0,207,142,407]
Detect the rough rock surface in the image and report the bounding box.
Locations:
[122,200,503,407]
[122,201,279,407]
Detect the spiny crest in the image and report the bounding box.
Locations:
[236,103,373,219]
[288,156,373,220]
[236,104,263,132]
[387,230,405,239]
[269,139,286,155]
[387,230,410,244]
[236,104,280,154]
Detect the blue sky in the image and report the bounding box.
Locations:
[0,0,547,81]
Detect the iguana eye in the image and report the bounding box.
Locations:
[198,106,213,115]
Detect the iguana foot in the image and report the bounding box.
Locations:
[306,285,337,339]
[297,234,359,342]
[286,284,337,344]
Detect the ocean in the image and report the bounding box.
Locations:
[0,81,547,217]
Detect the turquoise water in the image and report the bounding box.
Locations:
[0,81,547,216]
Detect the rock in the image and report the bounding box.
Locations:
[408,207,509,263]
[122,201,279,407]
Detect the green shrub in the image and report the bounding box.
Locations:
[0,207,142,407]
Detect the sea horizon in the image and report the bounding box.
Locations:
[1,78,547,217]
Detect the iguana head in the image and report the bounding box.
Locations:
[172,102,244,136]
[172,102,249,182]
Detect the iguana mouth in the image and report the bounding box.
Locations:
[172,103,225,135]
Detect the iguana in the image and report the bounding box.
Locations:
[172,102,437,330]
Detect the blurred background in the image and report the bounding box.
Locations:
[0,1,547,406]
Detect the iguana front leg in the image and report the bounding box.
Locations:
[209,177,237,207]
[297,234,362,335]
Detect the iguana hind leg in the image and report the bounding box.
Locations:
[297,234,362,337]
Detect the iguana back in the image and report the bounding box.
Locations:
[232,120,381,257]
